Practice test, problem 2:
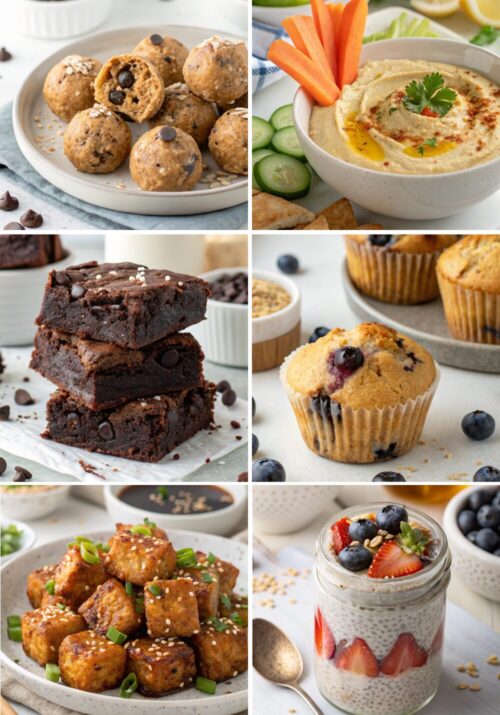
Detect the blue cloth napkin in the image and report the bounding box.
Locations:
[0,102,247,230]
[252,20,288,94]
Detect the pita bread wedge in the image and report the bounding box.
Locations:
[300,215,329,230]
[318,198,357,229]
[252,193,315,230]
[355,223,384,230]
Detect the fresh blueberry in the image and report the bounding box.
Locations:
[468,488,493,511]
[376,504,408,535]
[372,471,406,483]
[252,434,259,456]
[473,466,500,482]
[368,235,393,247]
[467,530,479,544]
[348,518,378,542]
[461,411,495,441]
[457,509,477,535]
[477,504,500,529]
[308,327,330,343]
[252,458,286,482]
[277,254,299,275]
[252,397,256,418]
[338,544,373,572]
[333,346,364,372]
[475,527,499,553]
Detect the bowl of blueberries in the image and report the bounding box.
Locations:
[443,485,500,602]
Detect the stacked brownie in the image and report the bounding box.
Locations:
[0,235,64,269]
[30,261,215,463]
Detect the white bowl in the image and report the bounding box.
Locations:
[16,0,113,39]
[0,485,71,521]
[0,519,36,563]
[294,38,500,220]
[252,269,301,344]
[104,484,248,537]
[443,486,500,602]
[0,250,74,346]
[190,267,248,368]
[253,485,337,534]
[252,1,314,27]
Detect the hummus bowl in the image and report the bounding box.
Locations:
[294,39,500,220]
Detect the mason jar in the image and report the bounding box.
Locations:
[314,503,451,715]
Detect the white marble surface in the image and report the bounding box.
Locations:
[252,235,500,482]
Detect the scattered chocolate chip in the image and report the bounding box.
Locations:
[98,420,115,441]
[222,389,237,406]
[160,349,179,368]
[237,471,248,482]
[71,284,85,298]
[216,380,231,393]
[54,271,70,285]
[118,69,135,89]
[0,163,7,169]
[109,90,126,105]
[22,377,30,383]
[20,209,43,228]
[172,453,180,461]
[205,457,211,464]
[0,405,10,421]
[0,457,6,475]
[150,34,163,45]
[3,222,24,230]
[0,47,12,62]
[15,389,34,406]
[159,126,177,142]
[230,420,241,429]
[235,435,242,440]
[0,191,19,211]
[14,466,32,482]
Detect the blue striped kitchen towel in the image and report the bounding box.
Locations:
[252,20,289,94]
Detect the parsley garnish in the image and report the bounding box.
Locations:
[417,137,438,156]
[403,73,457,118]
[470,26,499,47]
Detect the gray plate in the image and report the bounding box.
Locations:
[342,261,500,374]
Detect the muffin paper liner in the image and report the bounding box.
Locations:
[437,274,500,346]
[344,239,442,304]
[280,350,440,464]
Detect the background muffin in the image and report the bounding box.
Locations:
[344,234,459,304]
[437,235,500,345]
[280,322,438,464]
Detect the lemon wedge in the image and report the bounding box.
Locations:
[461,0,500,28]
[410,0,460,17]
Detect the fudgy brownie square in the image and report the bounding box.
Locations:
[43,382,216,462]
[35,262,210,348]
[0,235,64,269]
[30,327,204,409]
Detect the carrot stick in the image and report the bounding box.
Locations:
[337,0,368,88]
[328,3,344,51]
[267,40,340,106]
[311,0,338,80]
[282,15,335,84]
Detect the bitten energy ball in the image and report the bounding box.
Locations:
[94,54,164,123]
[209,108,248,175]
[43,55,102,123]
[183,36,248,105]
[133,33,189,88]
[130,125,202,192]
[64,105,132,174]
[149,82,218,145]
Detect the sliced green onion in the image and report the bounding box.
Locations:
[157,486,168,500]
[220,594,231,610]
[130,525,152,536]
[57,603,67,611]
[195,676,217,695]
[207,552,216,565]
[125,581,133,596]
[99,542,110,553]
[147,584,161,597]
[144,517,157,529]
[176,547,197,569]
[240,603,248,609]
[8,626,22,642]
[119,672,138,698]
[201,572,214,583]
[75,536,94,544]
[80,541,100,565]
[106,626,127,645]
[135,597,145,614]
[45,663,60,682]
[7,615,21,628]
[231,612,244,626]
[208,617,227,632]
[45,579,55,595]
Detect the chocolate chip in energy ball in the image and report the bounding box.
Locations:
[109,90,126,106]
[0,406,10,421]
[15,389,34,406]
[160,349,179,368]
[159,126,177,142]
[0,47,12,62]
[0,457,6,476]
[98,421,115,441]
[222,389,237,407]
[20,209,43,228]
[150,34,163,46]
[0,191,19,211]
[3,222,24,230]
[117,69,135,89]
[14,466,32,482]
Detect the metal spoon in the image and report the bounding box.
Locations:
[253,618,325,715]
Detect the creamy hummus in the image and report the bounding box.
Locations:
[310,59,500,174]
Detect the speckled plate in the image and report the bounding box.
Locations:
[0,529,248,715]
[342,261,500,374]
[13,25,247,216]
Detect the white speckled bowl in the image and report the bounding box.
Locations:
[443,487,500,602]
[0,529,248,715]
[0,485,71,521]
[253,485,337,534]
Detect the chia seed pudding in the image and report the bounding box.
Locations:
[314,503,451,715]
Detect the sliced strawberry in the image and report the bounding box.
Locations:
[368,540,423,579]
[420,107,439,118]
[335,637,379,677]
[430,618,445,654]
[314,608,335,659]
[331,517,352,555]
[380,633,427,676]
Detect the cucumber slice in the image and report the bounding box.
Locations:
[254,154,311,200]
[253,117,274,150]
[252,149,276,190]
[270,104,294,131]
[270,126,306,161]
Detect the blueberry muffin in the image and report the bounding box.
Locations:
[280,322,438,464]
[183,37,248,105]
[437,235,500,345]
[208,108,248,175]
[149,82,218,145]
[133,34,189,88]
[43,55,102,123]
[344,234,459,304]
[64,105,132,174]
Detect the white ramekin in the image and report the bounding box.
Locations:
[190,267,248,368]
[252,269,301,345]
[16,0,113,40]
[0,250,74,347]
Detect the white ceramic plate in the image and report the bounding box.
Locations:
[13,25,248,216]
[0,529,248,715]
